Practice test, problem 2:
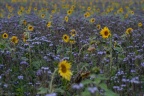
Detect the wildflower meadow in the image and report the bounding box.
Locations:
[0,0,144,96]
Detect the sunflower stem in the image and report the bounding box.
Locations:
[110,35,113,72]
[70,43,73,59]
[28,33,32,69]
[78,44,89,56]
[49,68,58,93]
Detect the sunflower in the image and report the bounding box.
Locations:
[50,15,53,19]
[67,10,72,15]
[17,10,23,16]
[26,9,31,14]
[51,10,56,14]
[70,5,75,10]
[64,16,68,22]
[58,60,72,81]
[84,13,88,18]
[2,33,8,39]
[70,29,77,36]
[100,27,111,39]
[7,14,12,19]
[22,32,29,43]
[23,20,27,25]
[47,21,52,28]
[89,18,95,23]
[117,8,123,14]
[28,25,34,31]
[62,34,70,43]
[138,22,142,27]
[23,37,26,42]
[41,14,45,18]
[126,28,133,35]
[125,14,128,18]
[96,24,101,30]
[34,7,37,11]
[84,12,90,18]
[130,11,134,15]
[69,39,76,44]
[11,36,19,44]
[87,7,91,11]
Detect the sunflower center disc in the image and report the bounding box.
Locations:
[61,65,66,73]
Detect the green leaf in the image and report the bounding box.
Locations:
[99,83,108,91]
[97,74,108,80]
[104,90,118,96]
[121,34,126,38]
[55,88,65,93]
[81,91,91,96]
[82,79,92,85]
[31,60,41,69]
[37,87,49,94]
[94,78,101,85]
[21,57,28,61]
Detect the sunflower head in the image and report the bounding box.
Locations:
[28,25,34,31]
[87,7,91,11]
[130,11,134,15]
[89,18,95,23]
[18,10,23,16]
[11,36,19,44]
[22,32,29,43]
[96,24,101,30]
[67,10,73,15]
[70,29,77,37]
[100,27,111,39]
[138,22,142,27]
[23,20,27,25]
[84,12,90,18]
[126,28,133,35]
[64,16,69,22]
[47,21,52,28]
[41,14,45,18]
[62,34,70,43]
[58,60,72,81]
[2,33,8,39]
[34,7,37,11]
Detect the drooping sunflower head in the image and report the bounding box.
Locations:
[47,21,52,28]
[126,28,133,35]
[11,36,19,44]
[62,34,70,43]
[22,32,29,43]
[70,29,77,37]
[100,27,111,39]
[28,24,34,31]
[23,20,27,25]
[69,39,76,44]
[69,36,76,44]
[138,22,142,27]
[17,10,23,16]
[64,16,69,22]
[96,24,101,30]
[2,33,8,39]
[58,60,72,81]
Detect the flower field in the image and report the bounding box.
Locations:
[0,0,144,95]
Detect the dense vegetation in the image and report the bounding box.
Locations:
[0,0,144,95]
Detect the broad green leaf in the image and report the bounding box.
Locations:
[37,87,49,94]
